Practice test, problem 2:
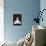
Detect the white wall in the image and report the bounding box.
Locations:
[0,0,4,42]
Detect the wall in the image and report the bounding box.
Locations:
[0,0,4,42]
[40,0,46,27]
[4,0,40,42]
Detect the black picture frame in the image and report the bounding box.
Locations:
[13,14,22,25]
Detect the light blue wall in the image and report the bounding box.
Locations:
[4,0,40,42]
[40,0,46,27]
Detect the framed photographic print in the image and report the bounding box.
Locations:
[13,14,22,25]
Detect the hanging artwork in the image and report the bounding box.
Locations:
[13,14,22,25]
